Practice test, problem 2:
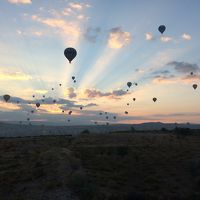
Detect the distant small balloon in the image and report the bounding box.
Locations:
[153,97,157,102]
[59,83,62,86]
[113,116,116,119]
[36,102,40,108]
[158,25,166,34]
[53,100,56,103]
[125,111,128,114]
[43,95,45,98]
[69,110,72,115]
[106,116,109,119]
[127,82,132,88]
[74,80,76,83]
[72,76,75,80]
[193,84,198,90]
[127,103,129,106]
[62,110,64,113]
[32,95,35,98]
[133,98,136,101]
[190,72,193,75]
[80,107,83,110]
[52,88,54,90]
[3,94,10,102]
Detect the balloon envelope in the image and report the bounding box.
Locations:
[158,25,166,34]
[153,97,157,102]
[36,103,40,108]
[64,47,77,63]
[127,82,132,88]
[3,94,10,102]
[193,84,198,90]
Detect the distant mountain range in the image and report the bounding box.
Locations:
[0,121,200,138]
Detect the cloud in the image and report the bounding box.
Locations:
[69,2,83,10]
[153,70,171,75]
[160,36,172,42]
[182,33,191,40]
[153,75,176,84]
[168,61,200,73]
[0,70,32,81]
[32,15,80,46]
[84,89,127,98]
[67,87,77,99]
[108,27,131,49]
[84,27,101,43]
[85,103,98,107]
[145,32,153,40]
[8,0,32,4]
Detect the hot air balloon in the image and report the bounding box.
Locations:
[133,98,136,101]
[127,103,129,106]
[52,88,54,90]
[113,116,116,119]
[31,110,34,114]
[135,83,138,86]
[64,47,77,63]
[59,83,62,86]
[43,95,45,98]
[53,100,56,103]
[94,121,98,125]
[68,119,70,122]
[32,95,35,98]
[80,107,83,110]
[17,100,20,104]
[74,80,76,83]
[62,110,64,113]
[72,76,75,80]
[27,118,30,121]
[106,116,109,119]
[36,102,40,108]
[127,82,132,88]
[106,122,109,126]
[69,110,72,115]
[158,25,166,34]
[190,72,193,75]
[3,94,10,102]
[125,111,128,114]
[193,84,198,90]
[153,97,157,102]
[99,112,102,115]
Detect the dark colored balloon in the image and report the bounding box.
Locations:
[3,94,10,102]
[190,72,193,75]
[127,82,132,88]
[69,110,72,115]
[36,102,40,108]
[133,98,136,101]
[125,111,128,114]
[31,110,34,114]
[53,100,56,103]
[64,47,77,63]
[32,95,35,98]
[72,76,75,80]
[127,103,129,106]
[113,116,116,119]
[74,80,76,83]
[99,112,102,115]
[193,84,198,90]
[153,97,157,102]
[62,110,64,113]
[80,107,83,110]
[43,95,45,98]
[158,25,166,34]
[52,88,54,90]
[59,83,62,86]
[106,116,109,119]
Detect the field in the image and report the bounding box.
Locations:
[0,130,200,200]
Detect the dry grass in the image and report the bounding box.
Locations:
[0,131,200,200]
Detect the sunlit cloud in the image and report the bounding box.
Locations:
[0,70,32,81]
[66,87,77,99]
[84,27,101,43]
[8,0,32,4]
[145,32,153,40]
[84,88,127,99]
[160,36,173,42]
[182,33,191,40]
[0,101,20,111]
[108,27,131,49]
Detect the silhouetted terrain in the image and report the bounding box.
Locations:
[0,130,200,200]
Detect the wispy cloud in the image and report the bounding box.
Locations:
[84,27,101,43]
[8,0,32,4]
[145,32,153,40]
[67,87,77,99]
[160,36,173,42]
[108,27,131,49]
[168,61,200,73]
[0,70,32,81]
[182,33,191,40]
[84,88,127,99]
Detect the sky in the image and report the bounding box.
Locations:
[0,0,200,125]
